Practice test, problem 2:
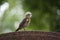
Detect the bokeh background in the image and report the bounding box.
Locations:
[0,0,60,34]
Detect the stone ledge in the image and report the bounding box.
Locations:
[0,31,60,40]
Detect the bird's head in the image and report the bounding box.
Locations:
[25,11,32,19]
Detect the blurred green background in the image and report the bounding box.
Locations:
[0,0,60,34]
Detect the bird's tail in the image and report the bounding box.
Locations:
[15,28,20,32]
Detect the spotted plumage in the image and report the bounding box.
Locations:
[15,12,32,31]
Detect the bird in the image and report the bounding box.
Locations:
[15,12,32,32]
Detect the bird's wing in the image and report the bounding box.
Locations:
[19,18,26,27]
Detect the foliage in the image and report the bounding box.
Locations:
[0,0,60,34]
[0,0,21,33]
[22,0,60,31]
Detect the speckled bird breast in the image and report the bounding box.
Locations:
[23,19,30,28]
